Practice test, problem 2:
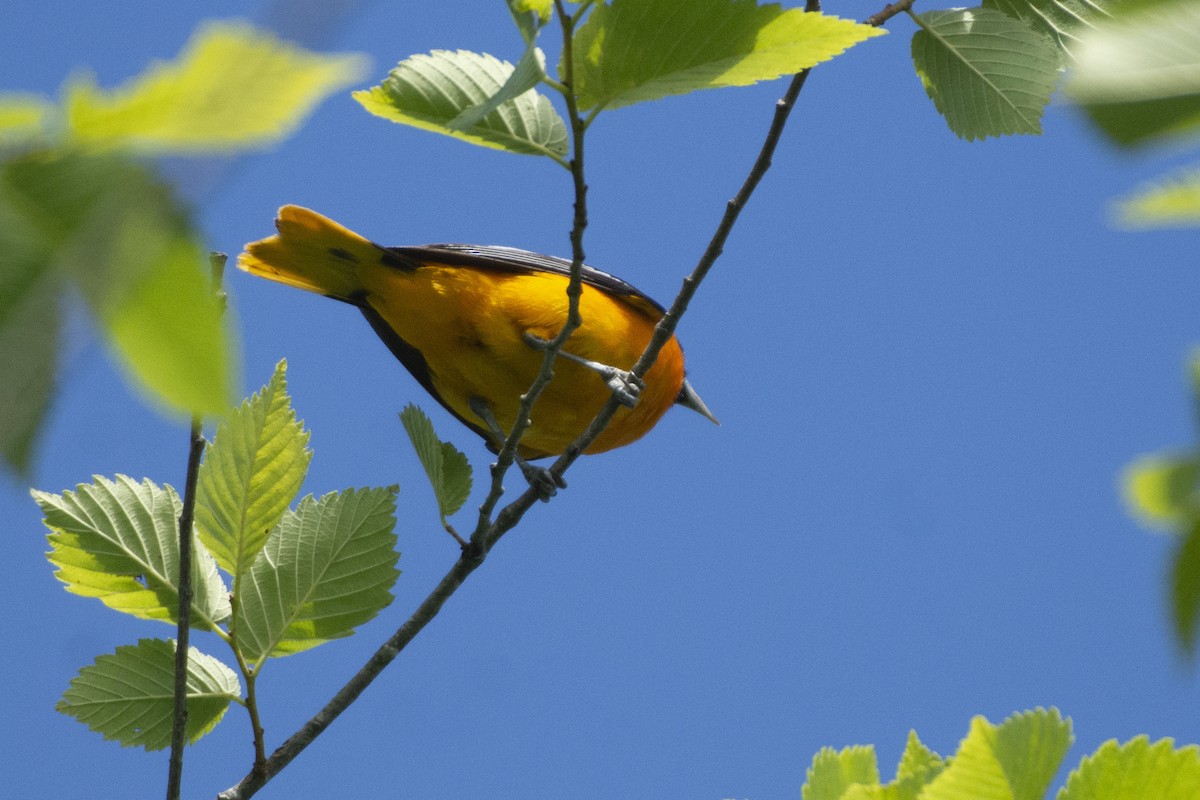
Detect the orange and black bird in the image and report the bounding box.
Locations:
[238,206,715,467]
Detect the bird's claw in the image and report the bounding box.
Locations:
[519,460,567,502]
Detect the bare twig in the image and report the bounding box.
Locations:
[218,5,820,796]
[866,0,916,27]
[166,417,204,800]
[167,253,226,800]
[474,0,590,537]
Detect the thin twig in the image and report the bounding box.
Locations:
[167,253,226,800]
[474,0,589,539]
[218,8,820,798]
[866,0,915,26]
[166,417,204,800]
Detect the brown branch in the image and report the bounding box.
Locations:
[866,0,916,27]
[218,5,821,796]
[167,254,226,800]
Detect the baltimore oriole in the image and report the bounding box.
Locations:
[237,206,715,462]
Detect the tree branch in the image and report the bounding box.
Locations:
[218,7,820,797]
[167,253,225,800]
[866,0,916,27]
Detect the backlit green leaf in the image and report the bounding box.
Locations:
[912,8,1061,140]
[1124,453,1200,528]
[572,0,884,111]
[354,50,568,159]
[66,21,368,152]
[982,0,1111,66]
[57,638,240,750]
[0,150,234,416]
[196,359,312,578]
[35,474,231,629]
[1066,0,1200,146]
[234,486,400,665]
[921,707,1072,800]
[803,745,880,800]
[400,404,473,523]
[1060,736,1200,799]
[1116,168,1200,227]
[0,92,54,144]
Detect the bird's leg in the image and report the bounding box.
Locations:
[523,333,643,408]
[468,396,566,502]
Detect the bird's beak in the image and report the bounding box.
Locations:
[676,379,719,425]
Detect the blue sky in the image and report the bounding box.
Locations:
[3,1,1199,798]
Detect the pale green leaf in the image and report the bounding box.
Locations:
[66,20,368,152]
[912,8,1061,140]
[0,150,234,416]
[57,638,240,750]
[803,745,881,800]
[871,730,947,799]
[1066,0,1200,146]
[1123,453,1200,528]
[508,0,553,40]
[234,487,400,664]
[0,92,54,144]
[35,475,231,629]
[922,708,1073,800]
[449,47,548,132]
[400,404,473,523]
[196,359,312,578]
[1116,168,1200,227]
[572,0,884,111]
[1059,736,1200,800]
[1172,520,1200,652]
[354,50,568,159]
[982,0,1112,66]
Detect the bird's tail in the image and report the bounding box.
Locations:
[237,205,380,302]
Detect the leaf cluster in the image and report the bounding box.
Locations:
[804,708,1200,800]
[34,361,401,750]
[0,21,367,476]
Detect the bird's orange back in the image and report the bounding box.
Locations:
[238,206,693,458]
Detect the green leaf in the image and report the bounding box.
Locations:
[65,20,368,153]
[354,50,568,159]
[196,359,312,578]
[0,150,234,417]
[875,730,947,799]
[1124,453,1200,528]
[1171,520,1200,653]
[57,638,240,750]
[571,0,884,111]
[233,487,400,665]
[1115,167,1200,228]
[982,0,1112,66]
[35,474,231,629]
[508,0,553,40]
[911,8,1061,140]
[922,708,1073,800]
[0,92,54,144]
[1066,0,1200,146]
[0,229,61,475]
[400,404,473,523]
[803,745,881,800]
[1060,736,1200,800]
